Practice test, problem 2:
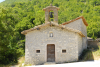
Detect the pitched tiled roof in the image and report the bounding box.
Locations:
[62,16,88,26]
[21,22,85,37]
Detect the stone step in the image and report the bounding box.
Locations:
[44,62,56,65]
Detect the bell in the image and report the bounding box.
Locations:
[49,12,53,18]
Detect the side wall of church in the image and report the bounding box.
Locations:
[64,19,82,32]
[64,18,87,51]
[81,21,87,49]
[77,34,82,56]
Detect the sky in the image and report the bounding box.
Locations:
[0,0,5,3]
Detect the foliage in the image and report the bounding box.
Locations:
[79,49,93,61]
[80,46,100,61]
[0,8,24,64]
[0,0,100,64]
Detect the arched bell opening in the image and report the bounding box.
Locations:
[49,10,54,21]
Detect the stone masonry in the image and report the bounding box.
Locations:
[25,26,80,65]
[21,4,88,65]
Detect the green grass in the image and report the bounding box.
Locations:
[80,46,100,61]
[92,46,100,60]
[17,56,25,67]
[24,64,32,66]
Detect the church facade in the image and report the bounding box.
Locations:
[21,4,88,65]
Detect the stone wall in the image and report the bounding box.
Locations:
[77,34,82,56]
[81,20,87,49]
[64,19,82,31]
[88,41,100,46]
[64,18,87,50]
[25,25,80,65]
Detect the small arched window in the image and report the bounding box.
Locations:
[49,10,54,21]
[49,32,53,37]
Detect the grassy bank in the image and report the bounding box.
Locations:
[80,46,100,61]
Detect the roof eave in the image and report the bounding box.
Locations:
[62,16,88,26]
[21,22,85,37]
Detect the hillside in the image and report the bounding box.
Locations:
[0,0,29,5]
[0,0,100,64]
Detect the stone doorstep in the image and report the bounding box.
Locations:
[44,62,56,65]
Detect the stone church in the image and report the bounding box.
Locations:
[21,4,88,65]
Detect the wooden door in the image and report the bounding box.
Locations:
[47,44,55,62]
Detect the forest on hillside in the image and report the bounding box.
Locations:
[0,0,100,64]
